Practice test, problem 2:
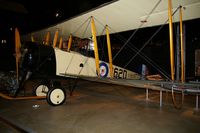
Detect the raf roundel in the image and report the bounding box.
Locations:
[99,62,109,78]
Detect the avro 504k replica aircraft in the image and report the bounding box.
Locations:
[1,0,200,107]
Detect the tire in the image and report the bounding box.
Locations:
[33,84,49,96]
[47,88,66,106]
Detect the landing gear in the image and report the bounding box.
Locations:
[47,88,66,106]
[68,78,79,96]
[33,84,49,96]
[32,80,75,106]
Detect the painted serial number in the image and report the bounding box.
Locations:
[113,68,127,79]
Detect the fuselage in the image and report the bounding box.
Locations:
[21,42,140,80]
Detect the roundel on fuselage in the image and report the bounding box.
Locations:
[99,62,109,78]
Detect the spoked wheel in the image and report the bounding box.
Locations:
[33,84,49,96]
[47,88,66,106]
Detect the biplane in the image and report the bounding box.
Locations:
[0,0,200,108]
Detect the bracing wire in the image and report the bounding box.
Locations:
[123,6,180,70]
[91,17,109,61]
[106,5,180,80]
[79,18,92,62]
[107,25,172,80]
[65,54,75,74]
[113,0,162,61]
[67,16,100,76]
[98,27,106,61]
[93,17,108,30]
[78,57,96,75]
[64,5,185,109]
[123,24,165,68]
[115,34,172,80]
[100,35,106,61]
[72,17,91,35]
[82,19,91,38]
[64,17,92,74]
[80,19,91,56]
[92,14,171,80]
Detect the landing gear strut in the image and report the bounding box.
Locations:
[47,87,66,106]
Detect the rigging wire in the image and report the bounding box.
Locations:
[65,16,98,75]
[123,23,165,68]
[92,14,171,80]
[93,17,108,30]
[98,27,106,61]
[107,25,172,80]
[123,6,180,71]
[105,6,180,80]
[72,17,91,35]
[81,18,91,56]
[93,16,167,78]
[93,17,112,60]
[91,17,109,61]
[113,0,162,61]
[64,54,75,74]
[114,34,172,80]
[78,56,96,76]
[82,19,91,39]
[65,17,91,74]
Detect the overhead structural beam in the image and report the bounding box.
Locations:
[91,16,100,77]
[168,0,175,81]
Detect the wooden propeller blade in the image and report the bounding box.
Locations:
[15,28,21,84]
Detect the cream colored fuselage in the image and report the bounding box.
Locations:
[54,48,140,79]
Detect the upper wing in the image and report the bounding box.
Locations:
[22,0,200,41]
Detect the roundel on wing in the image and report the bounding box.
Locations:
[99,62,109,78]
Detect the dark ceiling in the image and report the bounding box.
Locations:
[0,0,114,34]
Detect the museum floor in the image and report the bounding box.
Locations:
[0,80,199,133]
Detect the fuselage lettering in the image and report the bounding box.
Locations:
[113,68,127,79]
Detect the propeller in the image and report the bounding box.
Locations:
[15,28,21,85]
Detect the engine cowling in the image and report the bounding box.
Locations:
[21,42,56,79]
